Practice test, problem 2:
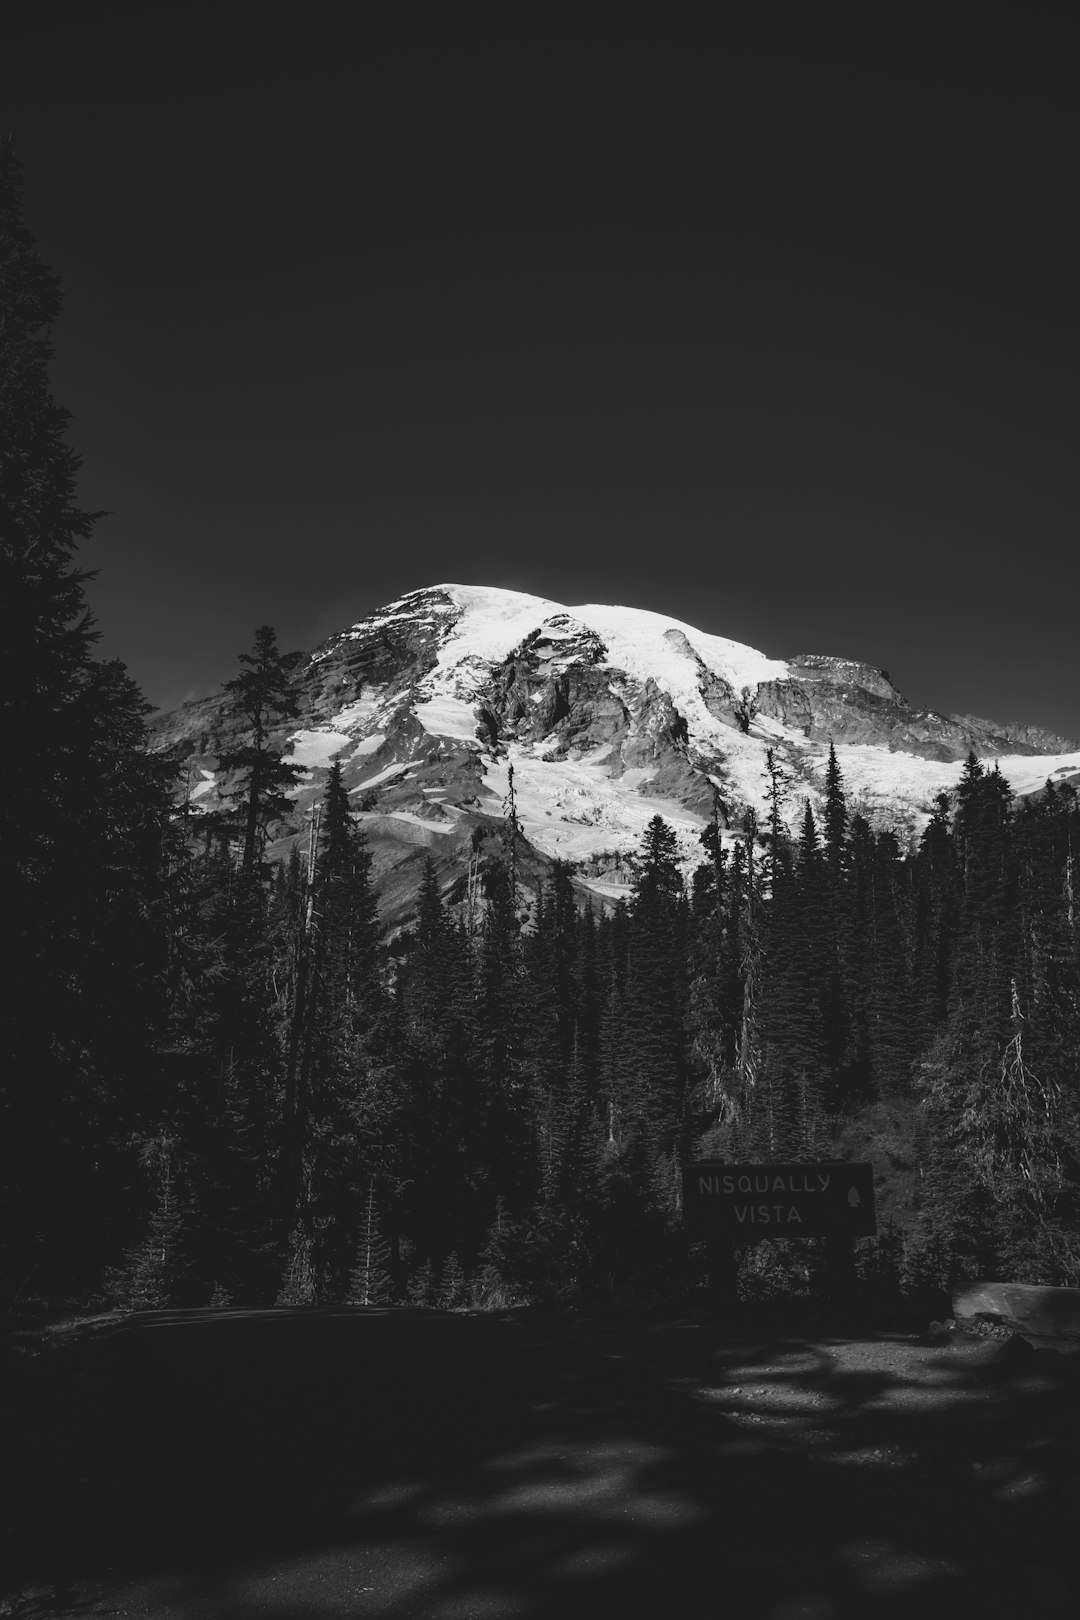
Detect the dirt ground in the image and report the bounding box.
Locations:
[3,1304,1078,1618]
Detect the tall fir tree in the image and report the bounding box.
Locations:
[284,761,390,1299]
[822,741,849,887]
[217,626,303,873]
[347,1181,395,1306]
[755,805,827,1156]
[614,818,689,1218]
[1,139,177,1298]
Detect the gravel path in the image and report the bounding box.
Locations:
[3,1309,1078,1619]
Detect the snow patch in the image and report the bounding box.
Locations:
[404,588,793,794]
[414,694,484,742]
[829,745,1080,819]
[571,602,788,699]
[349,760,413,792]
[332,695,382,730]
[347,732,386,759]
[577,875,635,901]
[356,810,456,837]
[483,746,708,874]
[618,767,657,792]
[287,729,351,769]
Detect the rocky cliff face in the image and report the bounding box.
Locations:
[152,584,1080,928]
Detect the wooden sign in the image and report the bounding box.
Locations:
[683,1161,876,1245]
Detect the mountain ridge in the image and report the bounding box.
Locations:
[153,584,1080,925]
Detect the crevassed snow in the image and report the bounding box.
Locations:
[414,694,484,741]
[830,745,1080,815]
[288,729,352,768]
[710,738,1080,844]
[419,585,785,701]
[407,585,789,758]
[484,745,708,872]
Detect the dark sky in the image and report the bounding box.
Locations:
[6,7,1079,739]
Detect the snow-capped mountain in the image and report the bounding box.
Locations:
[155,584,1080,922]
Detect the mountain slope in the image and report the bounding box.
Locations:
[154,584,1080,923]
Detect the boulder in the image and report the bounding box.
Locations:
[952,1281,1080,1351]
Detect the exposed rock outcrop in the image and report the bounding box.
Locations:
[953,1281,1080,1352]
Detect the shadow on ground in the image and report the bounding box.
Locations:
[3,1304,1078,1618]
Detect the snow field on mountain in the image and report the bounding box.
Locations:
[348,732,386,759]
[332,695,382,730]
[433,584,566,665]
[483,746,711,879]
[411,587,568,734]
[287,729,353,770]
[829,744,1080,827]
[716,735,1080,844]
[410,586,791,747]
[188,769,216,803]
[412,693,483,742]
[347,759,413,792]
[990,751,1080,796]
[570,601,788,702]
[354,809,457,842]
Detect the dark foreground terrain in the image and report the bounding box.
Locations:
[3,1303,1078,1618]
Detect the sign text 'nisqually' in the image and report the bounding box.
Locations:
[682,1161,876,1244]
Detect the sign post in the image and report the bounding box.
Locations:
[683,1161,876,1305]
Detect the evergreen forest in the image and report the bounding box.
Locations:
[4,140,1080,1321]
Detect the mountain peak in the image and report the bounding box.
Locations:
[155,584,1080,926]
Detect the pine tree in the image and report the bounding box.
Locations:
[195,867,283,1303]
[911,757,1070,1282]
[838,813,877,1105]
[615,818,689,1217]
[761,748,794,890]
[438,1251,467,1309]
[521,863,579,1201]
[395,862,481,1272]
[822,741,848,887]
[276,761,392,1300]
[217,626,303,873]
[867,830,915,1096]
[912,792,959,1030]
[408,1256,437,1306]
[1,140,178,1298]
[107,1133,186,1311]
[474,855,532,1213]
[729,819,764,1157]
[755,809,827,1157]
[347,1182,395,1306]
[557,1024,604,1205]
[574,902,603,1099]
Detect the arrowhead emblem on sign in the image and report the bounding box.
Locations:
[847,1187,860,1208]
